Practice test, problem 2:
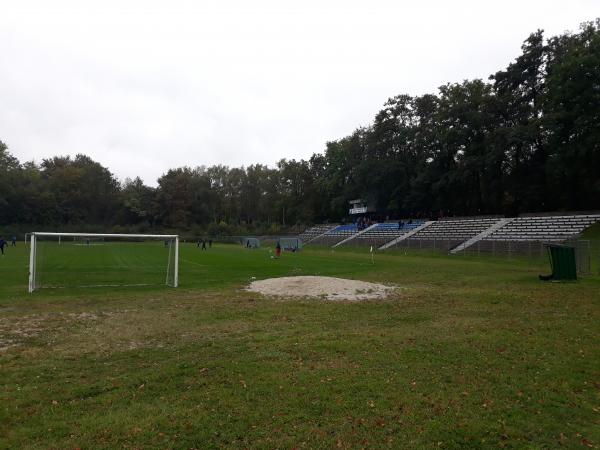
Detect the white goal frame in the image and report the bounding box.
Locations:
[28,232,179,293]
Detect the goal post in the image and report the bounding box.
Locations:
[28,232,179,293]
[242,237,260,248]
[279,237,303,251]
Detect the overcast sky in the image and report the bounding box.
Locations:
[1,1,597,185]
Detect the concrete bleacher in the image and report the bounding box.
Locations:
[309,224,359,246]
[484,214,600,241]
[475,214,600,253]
[399,217,503,251]
[300,213,600,252]
[298,224,338,243]
[345,221,426,247]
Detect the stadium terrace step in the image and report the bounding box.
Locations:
[450,218,515,254]
[332,223,379,247]
[326,224,359,234]
[306,224,360,246]
[300,224,338,244]
[379,221,434,249]
[407,218,501,242]
[482,214,600,242]
[342,221,427,247]
[302,213,600,252]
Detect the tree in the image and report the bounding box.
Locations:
[544,20,600,210]
[491,30,548,213]
[40,155,120,224]
[0,141,22,224]
[120,177,156,224]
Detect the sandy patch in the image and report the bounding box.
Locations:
[0,310,118,352]
[247,276,396,301]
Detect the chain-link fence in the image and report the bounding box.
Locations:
[390,238,469,253]
[385,238,599,276]
[181,235,302,247]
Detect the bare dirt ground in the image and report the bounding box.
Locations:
[246,275,396,301]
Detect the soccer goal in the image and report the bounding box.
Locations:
[242,237,260,248]
[28,232,179,293]
[279,237,303,251]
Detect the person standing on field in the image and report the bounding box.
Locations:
[11,235,16,246]
[0,237,6,256]
[275,241,281,258]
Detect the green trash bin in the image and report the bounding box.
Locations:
[539,244,577,281]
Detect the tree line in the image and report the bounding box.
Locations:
[1,20,599,235]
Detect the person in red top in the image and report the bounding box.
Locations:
[275,241,281,258]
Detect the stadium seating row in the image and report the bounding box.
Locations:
[308,224,355,246]
[300,213,600,252]
[483,215,600,242]
[298,224,338,242]
[327,224,358,234]
[351,221,426,247]
[408,218,500,241]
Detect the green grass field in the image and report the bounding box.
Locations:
[1,239,599,449]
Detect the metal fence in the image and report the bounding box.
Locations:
[182,235,302,247]
[385,238,598,275]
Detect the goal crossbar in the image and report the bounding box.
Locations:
[28,232,179,293]
[30,232,178,239]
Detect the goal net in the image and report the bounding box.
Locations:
[72,236,105,245]
[28,233,179,292]
[242,237,260,248]
[279,237,303,251]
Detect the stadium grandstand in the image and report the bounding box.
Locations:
[477,214,600,253]
[301,213,600,254]
[398,217,502,252]
[337,220,426,248]
[298,224,338,243]
[309,224,360,246]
